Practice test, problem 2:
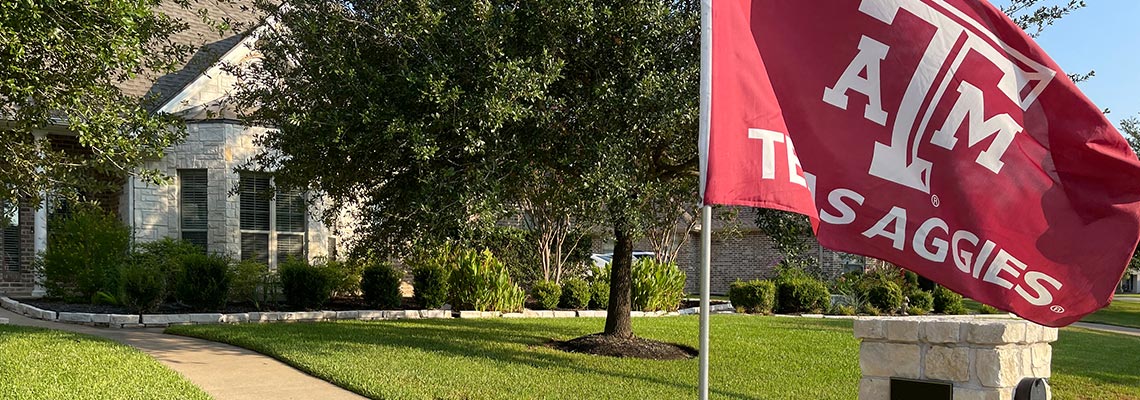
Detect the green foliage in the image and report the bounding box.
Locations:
[866,282,904,314]
[321,258,364,298]
[279,258,335,310]
[978,304,1003,315]
[119,256,166,314]
[776,277,831,314]
[631,259,686,312]
[755,209,816,270]
[229,259,273,309]
[860,304,882,316]
[0,0,192,206]
[903,271,919,291]
[410,248,452,309]
[559,278,591,310]
[933,286,966,314]
[728,279,777,314]
[829,304,856,316]
[530,280,562,310]
[41,204,131,302]
[589,264,611,310]
[908,306,929,316]
[360,261,403,309]
[449,249,526,312]
[467,227,542,287]
[907,290,934,313]
[176,254,232,311]
[135,238,203,302]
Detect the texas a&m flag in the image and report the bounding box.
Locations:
[699,0,1140,327]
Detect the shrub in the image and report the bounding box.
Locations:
[135,238,202,302]
[908,306,929,315]
[119,257,166,314]
[979,304,1003,314]
[907,289,934,312]
[860,304,881,316]
[176,254,232,311]
[933,286,965,314]
[589,263,611,309]
[322,258,365,298]
[531,280,562,310]
[361,261,403,309]
[230,259,272,309]
[449,249,526,312]
[631,259,686,312]
[409,246,453,309]
[559,278,591,310]
[41,204,131,302]
[867,281,904,313]
[728,279,777,314]
[776,277,830,314]
[829,304,856,316]
[279,258,334,310]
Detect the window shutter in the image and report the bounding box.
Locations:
[275,189,306,233]
[241,232,270,265]
[239,173,271,231]
[179,170,209,253]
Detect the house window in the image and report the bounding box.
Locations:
[239,172,306,267]
[2,203,18,271]
[179,170,209,253]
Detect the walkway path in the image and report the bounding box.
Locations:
[0,308,365,400]
[1072,321,1140,338]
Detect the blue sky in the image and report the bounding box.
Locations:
[999,0,1140,127]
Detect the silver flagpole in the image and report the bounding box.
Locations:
[698,2,712,398]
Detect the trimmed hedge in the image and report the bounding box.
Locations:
[176,254,231,311]
[361,261,403,309]
[907,289,934,312]
[119,257,166,314]
[531,280,562,310]
[776,277,830,314]
[867,281,904,313]
[279,259,334,310]
[559,278,591,310]
[933,286,965,314]
[728,279,776,314]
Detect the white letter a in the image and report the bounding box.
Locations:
[823,36,890,126]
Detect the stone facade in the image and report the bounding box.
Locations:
[855,316,1058,400]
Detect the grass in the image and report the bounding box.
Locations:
[170,316,859,400]
[168,315,1140,400]
[1082,300,1140,329]
[0,325,211,400]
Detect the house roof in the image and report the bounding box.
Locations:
[118,0,262,112]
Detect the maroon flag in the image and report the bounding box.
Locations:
[699,0,1140,327]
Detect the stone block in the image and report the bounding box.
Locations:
[222,313,248,323]
[321,311,338,320]
[91,314,111,324]
[0,297,17,311]
[630,311,646,317]
[1041,327,1058,343]
[953,388,1011,400]
[678,307,700,315]
[710,303,735,312]
[924,320,962,343]
[356,311,386,320]
[976,347,1024,388]
[0,317,8,325]
[58,312,95,324]
[248,312,281,322]
[523,310,554,318]
[421,310,450,319]
[576,310,607,318]
[386,310,407,319]
[859,342,920,379]
[189,313,224,324]
[336,311,360,320]
[858,377,889,400]
[502,312,525,318]
[458,311,500,319]
[404,310,422,319]
[885,319,920,342]
[553,311,576,318]
[1023,323,1043,344]
[109,314,140,325]
[924,345,970,382]
[968,321,1026,345]
[1029,343,1052,377]
[854,318,886,340]
[142,314,190,325]
[283,312,323,321]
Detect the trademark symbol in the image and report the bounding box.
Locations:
[931,195,941,207]
[1050,305,1065,314]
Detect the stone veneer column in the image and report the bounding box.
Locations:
[855,316,1057,400]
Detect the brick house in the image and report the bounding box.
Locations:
[0,2,351,297]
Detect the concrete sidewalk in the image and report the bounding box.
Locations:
[1072,321,1140,338]
[0,308,365,400]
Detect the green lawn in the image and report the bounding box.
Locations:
[1082,300,1140,329]
[0,325,211,400]
[168,316,1140,400]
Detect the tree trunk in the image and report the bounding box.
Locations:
[604,223,635,338]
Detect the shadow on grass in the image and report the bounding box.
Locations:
[171,317,769,399]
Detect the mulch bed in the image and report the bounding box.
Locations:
[15,296,424,315]
[549,333,698,360]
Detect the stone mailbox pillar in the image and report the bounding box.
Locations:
[855,316,1058,400]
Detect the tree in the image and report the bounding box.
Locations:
[234,0,698,341]
[0,0,206,205]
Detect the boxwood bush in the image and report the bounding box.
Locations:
[933,285,966,314]
[559,278,591,310]
[531,280,561,310]
[176,254,232,311]
[728,279,776,314]
[361,260,403,309]
[776,277,830,314]
[907,289,934,313]
[411,258,450,309]
[867,281,904,313]
[119,256,166,314]
[279,258,334,310]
